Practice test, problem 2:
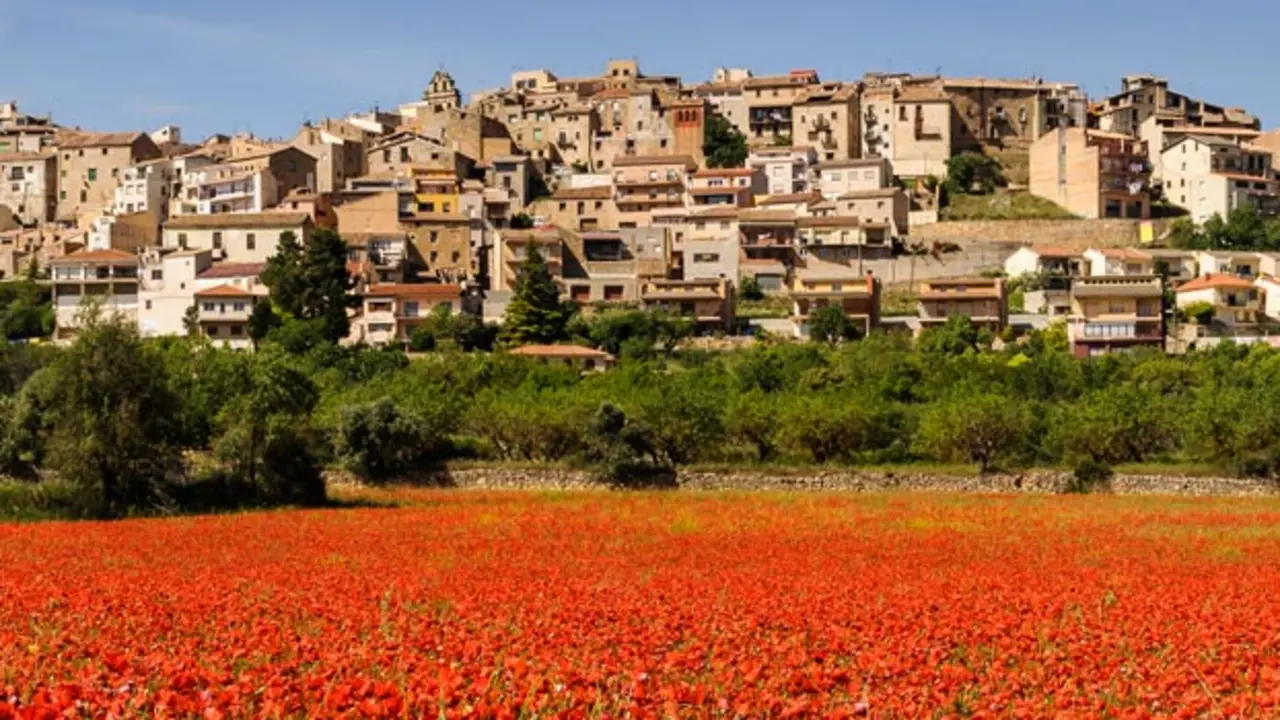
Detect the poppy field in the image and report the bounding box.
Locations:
[4,491,1280,718]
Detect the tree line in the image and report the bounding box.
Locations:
[7,228,1280,519]
[6,308,1280,518]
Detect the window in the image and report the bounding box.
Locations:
[404,301,420,317]
[145,300,152,310]
[831,172,842,181]
[430,231,439,243]
[212,231,223,249]
[898,106,907,121]
[399,147,410,162]
[559,202,567,211]
[692,253,720,262]
[429,250,438,263]
[151,269,163,281]
[79,190,87,202]
[60,190,66,200]
[443,202,451,213]
[383,149,391,163]
[246,233,256,251]
[230,325,244,337]
[202,302,215,312]
[206,325,219,337]
[451,251,460,263]
[594,201,603,210]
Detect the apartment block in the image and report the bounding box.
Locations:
[1083,248,1155,276]
[493,227,564,292]
[1160,135,1277,223]
[612,155,696,226]
[544,186,619,232]
[162,212,313,263]
[1029,128,1151,219]
[748,146,817,196]
[356,283,464,346]
[917,278,1008,333]
[1175,274,1262,326]
[891,86,953,178]
[1094,74,1259,139]
[688,168,760,207]
[639,277,735,332]
[0,152,55,224]
[0,102,57,154]
[55,131,163,223]
[794,84,859,162]
[943,77,1086,151]
[173,147,317,216]
[50,248,141,342]
[789,262,880,338]
[1067,276,1165,358]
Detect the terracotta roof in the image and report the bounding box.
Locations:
[1177,273,1257,292]
[796,216,863,228]
[759,192,821,207]
[551,186,613,201]
[896,86,950,103]
[364,283,462,299]
[195,284,256,298]
[689,206,741,220]
[197,262,265,279]
[838,188,901,200]
[817,158,887,171]
[510,344,612,360]
[692,168,757,178]
[1094,247,1151,260]
[737,209,796,225]
[51,248,137,264]
[165,212,311,230]
[56,131,146,149]
[1027,245,1081,259]
[611,154,698,169]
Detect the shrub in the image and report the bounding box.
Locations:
[1065,458,1114,494]
[334,398,447,481]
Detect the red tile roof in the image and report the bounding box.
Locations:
[52,248,137,264]
[197,262,265,279]
[196,284,256,298]
[1177,273,1256,292]
[364,283,462,299]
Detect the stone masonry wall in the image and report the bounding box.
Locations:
[914,219,1169,250]
[329,467,1276,497]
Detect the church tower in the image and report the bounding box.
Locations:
[424,70,461,113]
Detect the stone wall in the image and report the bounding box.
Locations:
[329,467,1277,497]
[914,218,1168,250]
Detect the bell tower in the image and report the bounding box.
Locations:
[424,70,461,113]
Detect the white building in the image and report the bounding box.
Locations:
[137,249,213,338]
[748,146,817,196]
[1160,135,1278,223]
[814,158,892,199]
[162,213,312,264]
[112,160,172,217]
[49,249,140,342]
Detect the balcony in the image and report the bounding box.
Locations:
[198,300,254,321]
[556,135,576,149]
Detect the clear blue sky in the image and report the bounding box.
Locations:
[6,0,1277,140]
